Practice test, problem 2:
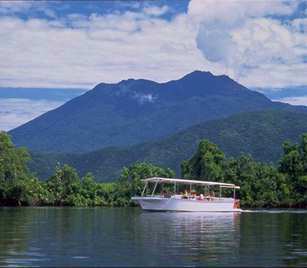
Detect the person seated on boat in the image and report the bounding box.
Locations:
[163,190,172,198]
[182,190,189,199]
[205,193,211,201]
[196,193,204,200]
[206,191,215,201]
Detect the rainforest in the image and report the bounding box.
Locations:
[1,131,306,208]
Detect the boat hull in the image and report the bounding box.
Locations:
[132,196,241,212]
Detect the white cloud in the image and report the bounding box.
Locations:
[291,18,307,32]
[274,96,307,106]
[189,0,307,88]
[133,92,156,104]
[0,10,209,89]
[0,98,63,131]
[143,5,169,16]
[188,0,298,24]
[0,0,306,90]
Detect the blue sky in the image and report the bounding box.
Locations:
[0,0,306,130]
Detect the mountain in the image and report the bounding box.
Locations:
[9,70,291,153]
[29,110,307,182]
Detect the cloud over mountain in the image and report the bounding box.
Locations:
[0,98,62,131]
[190,0,307,88]
[0,0,306,89]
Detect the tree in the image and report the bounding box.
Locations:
[279,141,303,179]
[80,173,107,206]
[181,140,295,208]
[223,155,256,206]
[0,132,30,182]
[181,140,225,181]
[47,164,81,205]
[0,132,38,205]
[2,130,307,208]
[114,162,175,206]
[278,135,307,206]
[300,134,307,173]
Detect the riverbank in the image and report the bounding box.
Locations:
[1,132,307,209]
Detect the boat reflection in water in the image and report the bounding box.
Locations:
[136,210,241,265]
[1,208,307,266]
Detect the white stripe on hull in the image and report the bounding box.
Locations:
[132,197,241,212]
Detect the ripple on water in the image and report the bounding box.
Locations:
[72,256,89,259]
[243,209,307,213]
[0,208,307,267]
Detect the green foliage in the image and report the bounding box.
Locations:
[0,131,38,206]
[113,162,175,206]
[223,156,290,207]
[0,132,30,182]
[182,136,307,208]
[1,130,307,208]
[278,134,307,206]
[0,133,176,207]
[181,140,225,181]
[29,110,307,182]
[44,167,115,207]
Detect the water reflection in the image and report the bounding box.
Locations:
[239,212,307,267]
[0,208,306,266]
[0,208,49,266]
[134,212,240,265]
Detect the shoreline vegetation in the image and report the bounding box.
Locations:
[0,132,306,208]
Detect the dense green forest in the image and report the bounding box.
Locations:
[0,131,306,208]
[30,110,307,181]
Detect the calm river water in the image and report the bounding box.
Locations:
[0,208,306,267]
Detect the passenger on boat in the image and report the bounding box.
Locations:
[196,193,204,200]
[182,190,189,199]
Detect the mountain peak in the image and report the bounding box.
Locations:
[10,70,277,153]
[181,70,214,80]
[119,78,136,84]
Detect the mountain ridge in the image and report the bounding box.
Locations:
[29,109,307,181]
[9,70,305,153]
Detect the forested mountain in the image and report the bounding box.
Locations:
[10,70,293,153]
[29,110,307,181]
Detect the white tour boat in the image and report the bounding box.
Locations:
[131,177,241,212]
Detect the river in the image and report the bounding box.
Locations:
[0,208,306,266]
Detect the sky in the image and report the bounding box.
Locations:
[0,0,307,130]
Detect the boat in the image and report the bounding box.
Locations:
[131,177,241,212]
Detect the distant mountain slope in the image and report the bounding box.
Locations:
[29,110,307,181]
[10,70,287,153]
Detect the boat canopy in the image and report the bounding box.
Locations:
[142,177,240,189]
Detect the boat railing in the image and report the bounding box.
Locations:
[144,193,235,201]
[141,177,240,201]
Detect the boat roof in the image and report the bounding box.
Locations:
[142,177,240,189]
